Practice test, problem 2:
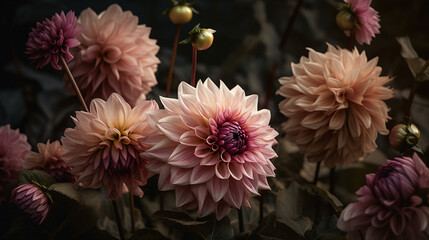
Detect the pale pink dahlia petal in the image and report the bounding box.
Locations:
[344,0,380,45]
[11,183,51,224]
[0,125,31,200]
[277,44,393,167]
[338,153,429,239]
[26,11,83,70]
[61,93,160,199]
[143,78,278,219]
[25,140,76,183]
[68,4,160,106]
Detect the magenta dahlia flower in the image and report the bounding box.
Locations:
[277,44,393,167]
[142,78,278,219]
[25,140,76,183]
[26,10,83,70]
[343,0,380,45]
[61,93,159,199]
[0,125,31,200]
[68,4,160,106]
[338,153,429,239]
[11,183,51,224]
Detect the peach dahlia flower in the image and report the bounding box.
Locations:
[0,125,31,200]
[142,78,278,219]
[277,44,393,167]
[25,140,76,183]
[69,4,160,106]
[61,93,159,199]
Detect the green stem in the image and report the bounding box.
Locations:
[59,55,88,112]
[405,58,429,117]
[238,208,244,233]
[191,46,198,87]
[166,24,181,97]
[313,161,321,185]
[129,194,135,233]
[112,200,125,240]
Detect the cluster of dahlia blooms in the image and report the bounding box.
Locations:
[25,140,76,183]
[338,153,429,239]
[277,44,393,167]
[61,93,160,200]
[142,78,278,219]
[0,125,31,200]
[68,4,160,106]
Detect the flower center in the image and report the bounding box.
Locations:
[376,165,396,179]
[216,121,247,155]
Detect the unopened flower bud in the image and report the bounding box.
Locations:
[336,9,357,31]
[11,183,51,224]
[389,123,420,152]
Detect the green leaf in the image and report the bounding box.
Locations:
[129,228,168,240]
[276,182,313,236]
[300,183,344,213]
[153,210,207,226]
[179,38,191,44]
[18,169,56,188]
[305,216,346,240]
[396,37,429,81]
[206,216,234,240]
[250,212,302,240]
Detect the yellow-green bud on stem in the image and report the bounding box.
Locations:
[169,5,193,25]
[389,123,421,152]
[336,9,357,31]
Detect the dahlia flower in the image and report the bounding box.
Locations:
[61,93,159,199]
[0,125,31,200]
[142,78,278,219]
[11,183,51,224]
[26,11,83,70]
[69,4,160,106]
[342,0,380,45]
[25,140,76,183]
[337,153,429,239]
[277,44,393,167]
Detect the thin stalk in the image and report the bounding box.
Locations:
[358,230,365,240]
[259,191,264,225]
[238,208,244,233]
[312,161,321,185]
[191,46,198,87]
[263,0,304,108]
[59,55,88,112]
[209,219,217,240]
[129,194,135,233]
[348,29,355,51]
[112,200,125,240]
[329,167,336,195]
[405,58,429,117]
[166,24,181,97]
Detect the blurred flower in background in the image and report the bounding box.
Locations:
[0,125,31,200]
[69,4,160,107]
[25,140,76,183]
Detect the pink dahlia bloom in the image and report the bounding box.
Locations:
[0,125,31,200]
[61,93,159,199]
[11,183,51,224]
[344,0,380,45]
[142,78,278,219]
[277,44,393,167]
[26,11,83,70]
[338,153,429,239]
[25,140,76,183]
[69,4,160,106]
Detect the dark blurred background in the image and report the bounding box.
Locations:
[1,0,428,160]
